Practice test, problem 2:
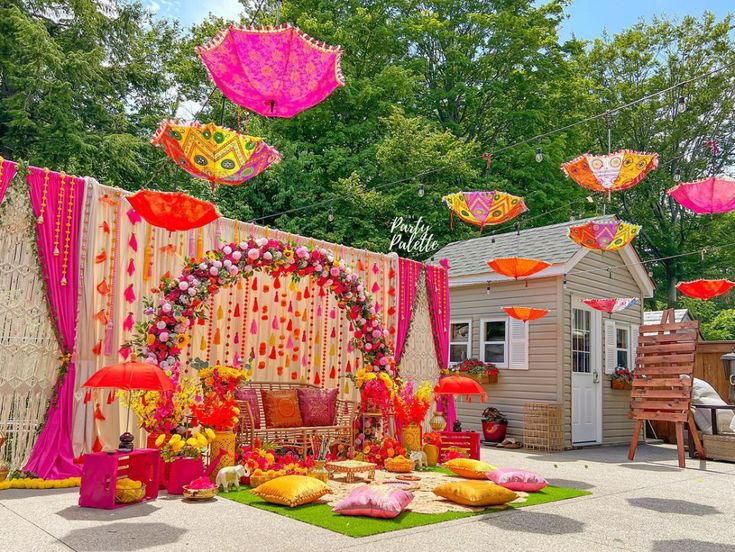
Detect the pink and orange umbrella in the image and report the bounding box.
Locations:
[503,307,549,322]
[568,219,640,252]
[676,279,735,300]
[442,191,528,231]
[667,177,735,214]
[197,23,344,118]
[582,298,638,316]
[561,150,658,198]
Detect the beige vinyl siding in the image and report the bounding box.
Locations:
[563,250,643,446]
[449,277,561,439]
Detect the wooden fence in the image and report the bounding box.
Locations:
[649,340,734,443]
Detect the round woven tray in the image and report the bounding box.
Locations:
[115,485,145,504]
[182,486,218,500]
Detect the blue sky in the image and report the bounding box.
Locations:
[143,0,733,40]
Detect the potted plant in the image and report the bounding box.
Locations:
[156,429,216,494]
[611,366,634,390]
[481,407,508,443]
[451,359,499,384]
[393,380,433,452]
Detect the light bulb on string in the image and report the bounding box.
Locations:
[676,95,687,115]
[674,167,681,182]
[535,146,543,163]
[486,281,492,295]
[563,275,568,289]
[328,208,334,223]
[418,182,425,197]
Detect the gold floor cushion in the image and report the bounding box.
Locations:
[443,458,497,479]
[251,475,332,507]
[433,480,518,507]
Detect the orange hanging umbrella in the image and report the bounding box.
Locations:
[434,375,487,403]
[128,190,220,232]
[503,307,549,322]
[676,279,735,300]
[487,257,551,280]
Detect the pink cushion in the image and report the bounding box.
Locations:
[486,468,548,492]
[234,387,261,429]
[297,387,338,427]
[332,485,413,518]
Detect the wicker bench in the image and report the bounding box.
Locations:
[235,381,356,457]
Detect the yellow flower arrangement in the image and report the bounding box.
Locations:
[283,248,294,260]
[0,477,81,491]
[158,430,215,462]
[175,334,190,348]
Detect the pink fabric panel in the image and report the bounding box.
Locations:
[395,258,422,362]
[24,167,85,479]
[425,263,455,427]
[0,158,18,203]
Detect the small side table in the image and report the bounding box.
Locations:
[439,431,481,460]
[325,460,377,483]
[79,449,160,509]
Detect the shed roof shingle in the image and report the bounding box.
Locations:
[431,216,609,278]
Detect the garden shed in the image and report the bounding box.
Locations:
[431,217,655,448]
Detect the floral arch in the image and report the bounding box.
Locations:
[133,237,396,393]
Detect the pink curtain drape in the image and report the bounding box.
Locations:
[395,258,422,362]
[425,263,455,427]
[24,167,85,479]
[0,158,18,203]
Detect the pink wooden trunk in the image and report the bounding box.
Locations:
[79,449,160,509]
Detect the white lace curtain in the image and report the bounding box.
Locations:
[0,179,60,471]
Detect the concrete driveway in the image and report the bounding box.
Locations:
[1,443,733,552]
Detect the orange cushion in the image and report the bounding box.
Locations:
[262,389,303,428]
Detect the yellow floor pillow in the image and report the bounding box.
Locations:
[433,480,518,506]
[443,458,497,479]
[251,475,332,507]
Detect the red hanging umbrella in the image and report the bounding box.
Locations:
[676,279,735,300]
[667,177,735,214]
[197,23,344,118]
[434,375,487,402]
[127,190,219,232]
[83,361,174,451]
[487,257,551,280]
[503,307,549,322]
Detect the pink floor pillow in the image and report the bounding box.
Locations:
[486,468,548,492]
[332,484,414,518]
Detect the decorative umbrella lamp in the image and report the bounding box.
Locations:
[561,150,659,200]
[568,219,640,252]
[127,190,220,232]
[82,361,175,452]
[503,306,549,323]
[442,191,528,231]
[667,177,735,214]
[196,23,345,118]
[676,279,735,301]
[582,298,638,318]
[151,121,281,190]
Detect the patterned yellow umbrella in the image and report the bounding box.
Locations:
[442,191,527,231]
[568,219,640,252]
[561,150,658,199]
[152,120,281,188]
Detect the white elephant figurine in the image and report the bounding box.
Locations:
[215,465,249,492]
[410,450,428,469]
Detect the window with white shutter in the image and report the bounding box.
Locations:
[630,325,639,371]
[508,317,528,370]
[604,319,617,374]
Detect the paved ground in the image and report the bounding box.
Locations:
[1,443,734,552]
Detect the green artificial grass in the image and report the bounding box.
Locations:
[221,467,591,538]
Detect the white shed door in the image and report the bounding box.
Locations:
[571,307,601,444]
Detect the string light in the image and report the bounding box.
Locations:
[674,167,681,182]
[418,182,425,197]
[535,146,543,163]
[485,281,492,295]
[327,207,334,222]
[676,95,687,114]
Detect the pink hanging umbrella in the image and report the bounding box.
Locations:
[583,298,638,316]
[196,23,345,118]
[667,177,735,214]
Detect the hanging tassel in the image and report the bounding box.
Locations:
[371,282,380,293]
[289,280,298,292]
[317,305,323,317]
[330,327,336,338]
[357,260,365,272]
[277,365,284,376]
[92,340,102,356]
[263,284,270,293]
[92,437,104,453]
[329,366,336,379]
[287,319,293,331]
[269,333,276,346]
[372,262,379,274]
[272,316,279,330]
[345,360,352,373]
[100,221,110,234]
[273,277,281,289]
[388,306,396,316]
[123,312,134,332]
[314,373,321,385]
[304,287,311,299]
[93,309,108,325]
[124,284,136,304]
[252,298,259,312]
[127,258,135,277]
[388,268,396,279]
[95,250,107,264]
[96,279,110,296]
[213,328,221,345]
[127,208,142,225]
[302,354,309,367]
[129,232,138,252]
[119,346,131,360]
[329,307,336,319]
[159,243,176,254]
[288,301,293,314]
[200,336,207,351]
[217,305,224,320]
[259,342,267,356]
[318,286,326,297]
[234,332,240,344]
[343,381,350,395]
[301,309,308,322]
[197,317,205,326]
[329,344,336,356]
[106,390,116,404]
[388,286,396,297]
[286,335,294,349]
[84,390,92,403]
[233,304,241,317]
[100,194,117,206]
[347,342,352,353]
[252,278,258,291]
[94,404,106,421]
[250,320,258,335]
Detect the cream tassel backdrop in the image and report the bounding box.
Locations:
[0,177,61,471]
[397,271,440,433]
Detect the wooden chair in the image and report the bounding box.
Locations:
[627,309,705,468]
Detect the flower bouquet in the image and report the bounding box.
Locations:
[450,359,498,383]
[155,429,216,463]
[120,374,199,435]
